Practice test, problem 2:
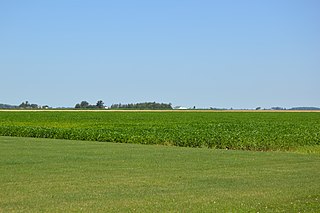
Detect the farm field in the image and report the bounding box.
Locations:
[0,111,319,151]
[0,136,319,212]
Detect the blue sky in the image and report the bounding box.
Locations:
[1,0,319,108]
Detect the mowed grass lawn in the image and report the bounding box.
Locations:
[0,136,319,212]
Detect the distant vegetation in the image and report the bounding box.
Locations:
[19,101,39,109]
[0,104,17,109]
[271,107,286,110]
[289,107,320,110]
[0,101,48,109]
[18,101,49,109]
[0,101,320,111]
[75,100,105,109]
[110,102,173,110]
[74,101,172,110]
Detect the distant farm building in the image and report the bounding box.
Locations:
[174,106,188,110]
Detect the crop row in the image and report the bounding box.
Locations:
[0,111,319,151]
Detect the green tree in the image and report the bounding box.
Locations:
[80,101,89,108]
[19,101,30,108]
[30,104,38,109]
[96,100,104,109]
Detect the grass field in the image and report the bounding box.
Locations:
[0,111,319,151]
[0,136,319,212]
[1,111,319,211]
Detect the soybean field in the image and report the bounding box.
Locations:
[0,111,319,151]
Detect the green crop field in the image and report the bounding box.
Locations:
[1,111,320,211]
[1,136,319,212]
[0,111,319,151]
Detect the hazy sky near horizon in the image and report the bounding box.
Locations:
[1,0,319,108]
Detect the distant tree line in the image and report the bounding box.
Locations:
[289,107,320,110]
[271,107,286,110]
[75,100,105,109]
[19,101,39,109]
[110,102,172,110]
[18,101,49,109]
[0,104,18,109]
[2,101,319,111]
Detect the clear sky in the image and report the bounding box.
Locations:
[1,0,319,109]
